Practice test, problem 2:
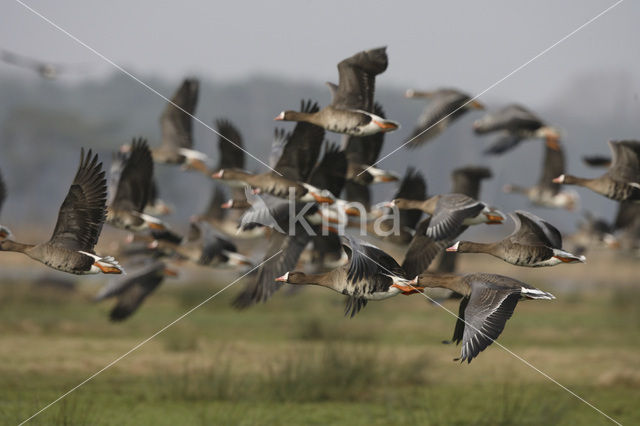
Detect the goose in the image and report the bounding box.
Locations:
[143,179,173,216]
[212,168,336,204]
[0,149,123,275]
[275,236,416,317]
[95,260,178,321]
[0,49,87,79]
[553,140,640,202]
[370,167,427,245]
[503,140,579,210]
[0,169,12,240]
[275,47,399,136]
[232,146,349,309]
[152,221,253,269]
[405,88,484,147]
[106,138,168,232]
[122,79,210,173]
[410,272,555,363]
[390,193,505,241]
[473,104,560,155]
[447,210,586,267]
[433,166,492,274]
[567,212,617,255]
[213,118,246,171]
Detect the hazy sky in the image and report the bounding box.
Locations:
[2,0,638,105]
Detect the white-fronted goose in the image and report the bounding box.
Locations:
[567,212,617,255]
[0,49,80,79]
[107,139,168,232]
[410,272,555,362]
[0,149,123,275]
[553,140,640,202]
[138,78,211,173]
[503,140,579,210]
[143,179,173,216]
[391,193,505,241]
[447,210,586,267]
[0,169,12,240]
[275,47,399,136]
[232,147,350,309]
[473,104,560,155]
[370,167,427,245]
[153,221,253,269]
[95,260,178,321]
[401,218,450,277]
[275,236,416,317]
[433,166,493,274]
[405,88,484,147]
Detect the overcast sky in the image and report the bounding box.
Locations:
[2,0,638,106]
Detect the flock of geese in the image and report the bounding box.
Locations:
[1,46,639,363]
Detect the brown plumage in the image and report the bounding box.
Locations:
[0,149,122,275]
[412,272,554,363]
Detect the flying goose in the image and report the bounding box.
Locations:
[95,260,178,321]
[275,47,399,136]
[473,104,560,155]
[124,79,210,173]
[447,210,586,267]
[503,139,578,210]
[390,193,505,241]
[0,49,88,79]
[107,139,168,232]
[152,221,253,269]
[275,235,416,317]
[433,166,492,274]
[410,272,555,363]
[0,169,12,240]
[232,146,350,309]
[553,140,640,202]
[405,88,484,147]
[0,149,123,275]
[143,179,173,216]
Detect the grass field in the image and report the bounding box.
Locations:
[0,250,639,425]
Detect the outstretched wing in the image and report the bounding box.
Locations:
[49,149,107,252]
[426,194,484,241]
[332,47,388,112]
[538,141,565,193]
[160,78,199,150]
[457,279,520,363]
[608,140,640,183]
[402,218,449,277]
[215,119,245,170]
[342,235,405,283]
[407,90,472,147]
[274,100,325,181]
[307,144,347,196]
[111,138,153,213]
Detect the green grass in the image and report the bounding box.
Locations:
[0,274,638,425]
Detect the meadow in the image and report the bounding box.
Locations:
[0,249,638,425]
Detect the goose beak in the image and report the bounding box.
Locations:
[147,221,167,231]
[469,100,485,110]
[377,175,399,183]
[446,241,460,252]
[275,272,289,282]
[344,207,361,217]
[188,159,210,174]
[409,276,419,285]
[373,120,399,131]
[405,89,415,98]
[211,170,224,179]
[384,200,395,208]
[221,200,233,209]
[274,111,285,121]
[311,192,335,204]
[163,268,179,277]
[0,229,9,240]
[552,175,565,184]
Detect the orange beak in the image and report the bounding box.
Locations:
[147,221,166,231]
[484,214,504,224]
[163,268,179,277]
[275,274,288,282]
[373,120,399,131]
[469,100,485,110]
[221,200,233,209]
[344,207,361,217]
[211,170,224,179]
[553,255,577,263]
[311,192,335,204]
[378,175,399,183]
[188,159,210,174]
[552,176,563,184]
